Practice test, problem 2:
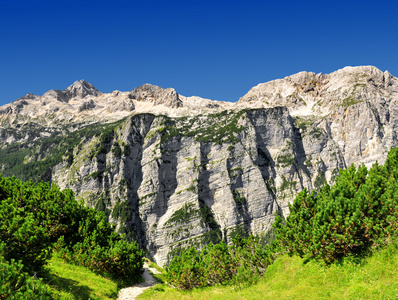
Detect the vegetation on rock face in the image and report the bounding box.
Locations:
[294,115,326,140]
[155,109,246,144]
[0,118,126,182]
[0,175,144,299]
[165,203,196,226]
[294,115,317,132]
[340,96,363,108]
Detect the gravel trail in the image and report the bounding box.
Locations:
[117,262,159,300]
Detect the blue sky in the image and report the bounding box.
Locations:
[1,0,398,105]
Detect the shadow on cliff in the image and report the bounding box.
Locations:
[198,142,223,244]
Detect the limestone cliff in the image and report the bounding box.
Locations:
[0,66,397,266]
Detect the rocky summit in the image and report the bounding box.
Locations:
[0,65,397,266]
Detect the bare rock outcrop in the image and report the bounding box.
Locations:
[78,99,96,112]
[130,84,183,108]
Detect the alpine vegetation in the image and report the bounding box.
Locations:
[0,176,144,298]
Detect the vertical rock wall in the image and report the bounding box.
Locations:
[53,107,354,266]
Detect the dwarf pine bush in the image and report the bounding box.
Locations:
[0,174,144,289]
[274,147,398,263]
[166,235,275,290]
[0,243,51,300]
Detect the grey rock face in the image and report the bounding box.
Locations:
[78,99,96,112]
[17,93,40,101]
[42,89,71,103]
[130,84,183,108]
[51,107,349,266]
[0,106,13,115]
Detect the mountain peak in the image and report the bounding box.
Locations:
[66,80,102,98]
[237,65,398,117]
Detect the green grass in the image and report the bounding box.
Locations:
[139,240,398,300]
[340,96,363,108]
[42,253,119,300]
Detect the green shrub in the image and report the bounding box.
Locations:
[166,235,275,290]
[165,203,196,226]
[0,243,52,300]
[0,176,78,274]
[274,147,398,263]
[0,174,144,282]
[111,200,133,223]
[55,205,144,280]
[112,143,122,157]
[122,142,130,156]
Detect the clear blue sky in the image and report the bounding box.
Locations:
[1,0,398,105]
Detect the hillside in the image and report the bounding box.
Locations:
[1,66,397,266]
[139,241,398,299]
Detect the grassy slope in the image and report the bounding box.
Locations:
[42,253,119,300]
[139,241,398,300]
[38,241,398,299]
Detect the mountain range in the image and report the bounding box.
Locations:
[1,65,396,266]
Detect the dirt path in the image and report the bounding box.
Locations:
[117,262,160,300]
